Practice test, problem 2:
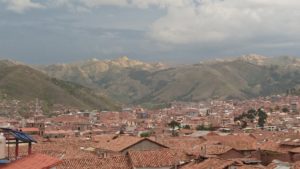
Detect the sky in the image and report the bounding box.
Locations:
[1,0,300,64]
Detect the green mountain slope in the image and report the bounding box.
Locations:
[41,55,300,104]
[42,56,163,103]
[0,60,119,110]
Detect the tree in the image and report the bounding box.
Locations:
[206,124,213,131]
[196,125,205,131]
[140,132,151,137]
[246,109,256,120]
[168,120,180,136]
[234,109,257,127]
[182,125,191,129]
[282,107,289,113]
[241,121,248,129]
[196,124,213,131]
[257,108,268,128]
[234,108,268,129]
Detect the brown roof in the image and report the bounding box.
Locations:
[96,136,167,152]
[20,128,39,132]
[259,141,291,153]
[237,165,266,169]
[57,156,132,169]
[181,158,238,169]
[128,149,190,168]
[280,138,300,147]
[0,153,61,169]
[199,143,234,155]
[93,134,115,143]
[96,136,142,151]
[204,134,257,151]
[157,137,206,153]
[293,161,300,169]
[179,129,193,135]
[21,138,100,159]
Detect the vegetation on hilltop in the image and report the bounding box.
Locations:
[0,60,119,111]
[40,55,300,105]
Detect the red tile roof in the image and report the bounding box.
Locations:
[204,134,257,151]
[0,153,61,169]
[57,156,132,169]
[181,158,238,169]
[259,140,290,153]
[128,149,190,168]
[20,128,39,132]
[293,161,300,169]
[6,137,100,160]
[96,136,167,152]
[197,143,234,156]
[237,165,266,169]
[96,136,143,151]
[158,137,206,152]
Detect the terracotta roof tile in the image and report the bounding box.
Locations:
[237,165,266,169]
[181,158,237,169]
[158,137,206,153]
[128,149,190,168]
[7,138,99,159]
[20,128,39,132]
[259,141,291,153]
[0,153,61,169]
[57,156,132,169]
[197,143,233,155]
[204,135,257,151]
[96,136,167,152]
[293,161,300,169]
[96,136,143,151]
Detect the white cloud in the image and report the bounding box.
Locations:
[48,0,300,45]
[130,0,187,9]
[79,0,128,8]
[2,0,44,13]
[3,0,300,47]
[51,0,187,9]
[47,0,89,12]
[149,0,300,44]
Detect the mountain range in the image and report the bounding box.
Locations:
[2,54,300,110]
[39,55,300,105]
[0,60,119,111]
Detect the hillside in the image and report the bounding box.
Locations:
[0,60,119,111]
[141,59,300,102]
[42,56,165,103]
[41,55,300,104]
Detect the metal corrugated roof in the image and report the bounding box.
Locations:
[0,128,37,143]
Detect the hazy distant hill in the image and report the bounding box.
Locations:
[236,54,300,68]
[40,55,300,104]
[42,56,165,103]
[0,60,119,111]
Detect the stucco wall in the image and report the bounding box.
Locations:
[121,140,166,154]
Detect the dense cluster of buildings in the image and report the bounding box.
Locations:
[1,95,300,168]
